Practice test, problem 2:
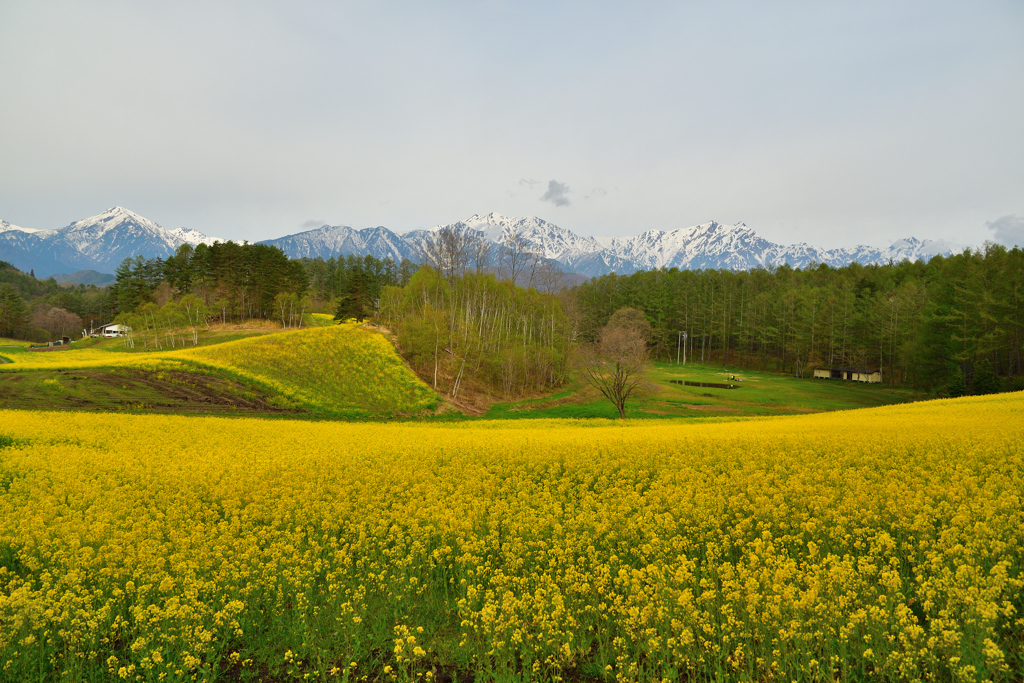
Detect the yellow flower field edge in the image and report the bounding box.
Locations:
[0,393,1022,682]
[0,324,439,418]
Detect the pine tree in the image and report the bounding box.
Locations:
[971,358,1001,395]
[0,284,29,336]
[334,265,369,322]
[945,367,967,398]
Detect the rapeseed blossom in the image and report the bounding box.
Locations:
[0,393,1021,681]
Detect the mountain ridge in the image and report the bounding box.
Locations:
[2,207,965,279]
[0,207,224,277]
[264,212,963,277]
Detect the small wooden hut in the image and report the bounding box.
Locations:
[812,366,882,383]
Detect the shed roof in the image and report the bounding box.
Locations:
[816,366,880,374]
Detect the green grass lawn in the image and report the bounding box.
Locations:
[483,361,920,420]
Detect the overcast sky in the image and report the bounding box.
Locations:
[1,1,1022,247]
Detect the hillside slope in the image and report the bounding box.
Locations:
[186,324,438,416]
[0,324,439,418]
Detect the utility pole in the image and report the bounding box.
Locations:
[682,331,688,366]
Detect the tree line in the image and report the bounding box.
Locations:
[573,244,1024,393]
[113,241,308,320]
[372,227,580,400]
[302,254,418,321]
[6,223,1021,402]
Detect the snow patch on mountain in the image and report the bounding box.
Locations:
[0,220,38,234]
[168,226,224,246]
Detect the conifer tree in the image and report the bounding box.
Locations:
[945,366,967,398]
[971,358,1000,395]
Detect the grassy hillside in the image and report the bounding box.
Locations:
[186,324,438,417]
[0,338,31,348]
[0,393,1020,681]
[0,323,438,418]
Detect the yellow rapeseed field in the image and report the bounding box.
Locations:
[0,393,1021,682]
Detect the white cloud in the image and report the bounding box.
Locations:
[987,215,1024,247]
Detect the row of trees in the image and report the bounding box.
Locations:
[0,282,29,338]
[115,248,424,328]
[573,244,1024,391]
[113,241,308,321]
[7,228,1021,403]
[379,268,575,399]
[117,295,211,349]
[1,225,567,342]
[300,254,418,322]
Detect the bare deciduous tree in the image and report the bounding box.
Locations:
[573,323,649,418]
[419,226,490,281]
[471,237,492,275]
[31,306,83,340]
[499,231,536,284]
[607,307,653,341]
[535,259,565,294]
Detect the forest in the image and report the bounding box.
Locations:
[115,241,308,317]
[0,244,412,340]
[3,234,1022,396]
[379,267,573,400]
[574,243,1024,392]
[0,262,112,341]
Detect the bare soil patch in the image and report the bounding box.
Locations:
[0,367,297,416]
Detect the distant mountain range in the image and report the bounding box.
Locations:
[260,212,964,277]
[50,270,118,286]
[0,207,224,278]
[1,207,964,280]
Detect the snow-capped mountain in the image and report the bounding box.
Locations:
[1,206,964,281]
[410,214,963,276]
[0,207,222,277]
[36,207,223,267]
[259,224,417,263]
[264,212,962,276]
[259,211,963,276]
[0,228,98,276]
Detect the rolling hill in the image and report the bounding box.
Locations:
[0,323,438,418]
